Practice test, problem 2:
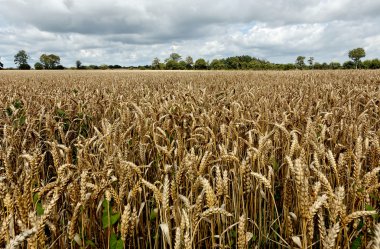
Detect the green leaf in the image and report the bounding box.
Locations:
[365,205,379,219]
[369,193,380,201]
[33,193,39,204]
[36,202,44,216]
[252,234,257,242]
[230,229,237,238]
[102,199,109,210]
[85,239,96,248]
[365,204,375,211]
[351,235,362,249]
[110,213,121,226]
[115,239,124,249]
[102,200,120,228]
[5,107,12,116]
[110,233,117,248]
[150,209,157,221]
[102,216,109,229]
[110,233,124,249]
[56,109,66,118]
[19,115,26,126]
[13,100,23,109]
[271,158,279,171]
[102,200,110,228]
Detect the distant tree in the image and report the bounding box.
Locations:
[168,53,182,62]
[178,61,187,70]
[40,54,61,69]
[194,58,208,70]
[329,62,341,70]
[210,59,225,70]
[108,65,122,69]
[308,57,314,68]
[321,62,329,70]
[343,61,356,69]
[225,57,240,69]
[14,50,31,69]
[185,56,193,69]
[362,59,380,69]
[295,56,306,69]
[348,48,366,69]
[152,57,161,69]
[19,64,31,70]
[313,62,322,70]
[372,59,380,69]
[165,60,180,70]
[76,60,82,69]
[99,64,109,70]
[283,63,296,70]
[88,65,100,69]
[55,65,65,70]
[0,57,3,69]
[34,62,44,70]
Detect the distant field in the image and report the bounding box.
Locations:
[0,70,379,248]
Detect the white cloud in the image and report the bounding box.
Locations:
[0,0,379,67]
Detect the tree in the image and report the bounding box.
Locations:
[99,64,109,70]
[19,64,31,70]
[167,53,181,62]
[343,61,355,69]
[329,62,341,70]
[152,57,161,69]
[178,61,187,70]
[194,58,208,70]
[348,48,366,69]
[362,59,380,69]
[40,54,61,69]
[0,57,3,69]
[165,60,180,70]
[295,56,306,69]
[185,56,193,69]
[88,65,99,70]
[14,50,30,69]
[313,62,322,70]
[210,59,225,70]
[308,57,314,68]
[34,62,44,70]
[76,60,82,69]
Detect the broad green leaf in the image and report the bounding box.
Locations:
[110,213,121,226]
[110,233,117,248]
[351,235,361,249]
[102,200,120,228]
[36,202,44,216]
[33,193,39,204]
[110,233,124,249]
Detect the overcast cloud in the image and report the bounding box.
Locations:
[0,0,379,67]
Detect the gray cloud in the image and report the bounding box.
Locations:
[0,0,379,67]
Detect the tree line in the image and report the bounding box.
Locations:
[152,48,379,70]
[5,50,64,70]
[0,47,379,70]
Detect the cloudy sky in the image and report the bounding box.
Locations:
[0,0,380,67]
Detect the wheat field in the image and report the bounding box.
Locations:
[0,70,379,249]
